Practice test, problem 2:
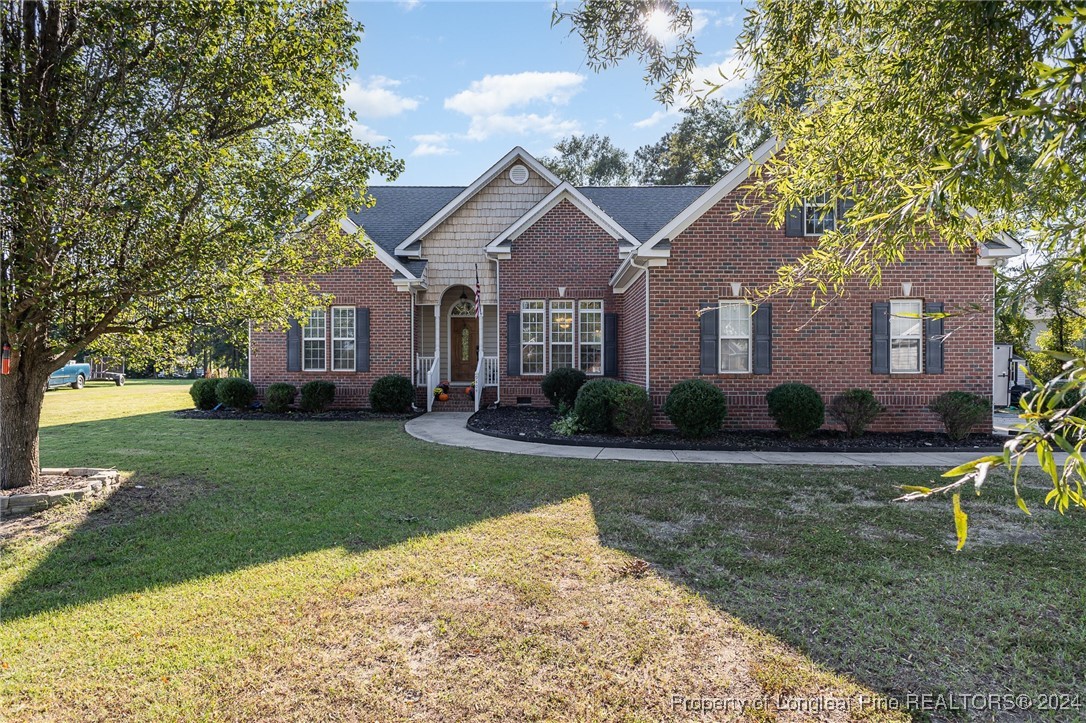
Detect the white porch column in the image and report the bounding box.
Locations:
[434,302,441,378]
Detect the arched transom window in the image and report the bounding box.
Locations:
[451,299,476,317]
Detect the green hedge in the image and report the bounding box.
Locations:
[541,367,588,410]
[663,379,727,439]
[828,389,884,437]
[189,378,219,410]
[300,380,336,412]
[264,383,297,413]
[369,375,414,413]
[766,383,824,438]
[929,391,989,441]
[216,377,256,410]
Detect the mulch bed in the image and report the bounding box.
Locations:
[175,408,421,422]
[1,475,81,497]
[468,406,1007,453]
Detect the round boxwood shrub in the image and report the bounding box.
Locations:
[929,390,989,441]
[828,388,884,438]
[189,378,219,410]
[766,383,825,439]
[369,374,414,413]
[541,367,588,410]
[264,383,297,413]
[300,380,336,412]
[663,379,727,439]
[216,377,257,410]
[611,383,653,437]
[573,378,621,433]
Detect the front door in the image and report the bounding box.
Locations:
[450,316,478,382]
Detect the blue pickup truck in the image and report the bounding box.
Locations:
[46,360,92,391]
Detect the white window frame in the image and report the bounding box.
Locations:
[302,307,326,372]
[890,298,924,374]
[578,300,604,375]
[331,306,356,372]
[718,300,753,374]
[803,192,836,236]
[520,300,545,376]
[549,300,575,371]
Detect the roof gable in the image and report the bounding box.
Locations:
[578,186,709,242]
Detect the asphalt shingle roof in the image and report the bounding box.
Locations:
[577,186,710,242]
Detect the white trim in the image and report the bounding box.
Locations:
[610,254,665,292]
[301,307,327,372]
[889,298,924,374]
[485,183,638,255]
[577,300,604,376]
[717,299,753,374]
[338,217,423,288]
[395,147,561,256]
[643,267,650,391]
[550,299,575,371]
[330,305,356,372]
[520,299,545,376]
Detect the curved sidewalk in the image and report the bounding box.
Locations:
[405,413,1050,467]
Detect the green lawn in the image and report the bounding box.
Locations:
[1,381,1083,721]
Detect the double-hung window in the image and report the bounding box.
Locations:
[804,192,836,235]
[549,300,574,370]
[331,306,356,371]
[520,300,545,375]
[578,300,604,375]
[302,307,326,371]
[890,299,923,373]
[718,300,752,373]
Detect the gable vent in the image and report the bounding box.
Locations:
[508,164,529,185]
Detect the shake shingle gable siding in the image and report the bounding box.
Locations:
[247,145,1013,430]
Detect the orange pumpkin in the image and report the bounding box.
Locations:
[438,393,449,401]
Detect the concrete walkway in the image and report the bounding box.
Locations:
[405,413,1059,467]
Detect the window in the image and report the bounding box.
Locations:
[302,307,326,371]
[718,300,752,373]
[579,300,603,374]
[331,306,355,371]
[804,192,836,235]
[550,300,574,370]
[890,299,923,373]
[521,300,545,375]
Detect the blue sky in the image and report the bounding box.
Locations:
[345,1,748,185]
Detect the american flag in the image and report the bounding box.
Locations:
[475,265,482,319]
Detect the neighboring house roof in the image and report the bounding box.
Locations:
[578,186,709,243]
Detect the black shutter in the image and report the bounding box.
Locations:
[752,303,772,375]
[924,302,944,374]
[604,312,618,377]
[356,307,370,372]
[506,313,520,376]
[286,319,301,372]
[785,204,804,237]
[700,302,719,375]
[872,302,890,374]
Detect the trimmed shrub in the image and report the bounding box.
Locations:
[300,380,336,412]
[189,378,219,410]
[216,377,257,410]
[264,383,297,413]
[541,367,588,409]
[929,391,990,440]
[663,379,727,439]
[611,384,653,437]
[828,389,884,438]
[573,378,621,433]
[369,374,414,413]
[766,383,825,439]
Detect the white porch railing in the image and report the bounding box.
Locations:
[483,356,499,387]
[425,355,440,413]
[473,356,484,413]
[415,355,434,386]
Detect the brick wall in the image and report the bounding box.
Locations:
[498,198,622,406]
[250,259,413,408]
[646,185,994,432]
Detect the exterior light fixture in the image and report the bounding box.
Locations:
[730,281,742,297]
[901,282,913,297]
[558,286,566,298]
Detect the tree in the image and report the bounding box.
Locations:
[556,0,1086,541]
[0,1,402,489]
[540,134,632,186]
[633,99,769,185]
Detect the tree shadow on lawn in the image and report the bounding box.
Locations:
[4,413,1085,708]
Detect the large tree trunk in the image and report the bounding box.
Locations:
[1,361,47,490]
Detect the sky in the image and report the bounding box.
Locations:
[345,1,749,185]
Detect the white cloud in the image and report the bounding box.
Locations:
[410,133,456,157]
[465,113,580,142]
[633,108,680,129]
[444,71,584,116]
[642,7,711,46]
[349,121,390,145]
[343,76,420,119]
[686,52,749,101]
[690,9,712,35]
[398,0,420,9]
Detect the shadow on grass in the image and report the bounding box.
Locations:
[5,411,1085,705]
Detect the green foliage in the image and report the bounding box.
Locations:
[189,378,219,411]
[610,384,653,437]
[540,134,632,185]
[573,379,621,434]
[828,389,885,438]
[663,379,728,439]
[766,383,824,439]
[369,375,414,413]
[215,378,256,410]
[551,411,583,437]
[299,381,336,413]
[541,367,589,409]
[928,391,989,441]
[264,383,297,414]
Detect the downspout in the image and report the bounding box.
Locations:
[494,257,501,405]
[410,290,416,386]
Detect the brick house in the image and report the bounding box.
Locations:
[249,141,1022,431]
